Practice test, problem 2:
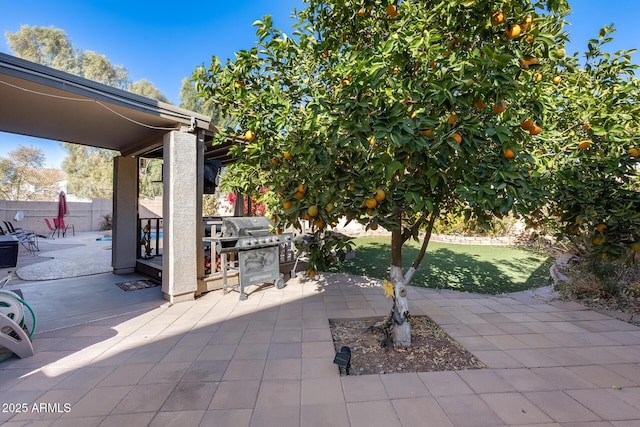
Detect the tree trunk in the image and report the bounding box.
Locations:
[390,229,411,347]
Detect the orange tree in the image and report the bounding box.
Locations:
[529,26,640,259]
[194,0,570,346]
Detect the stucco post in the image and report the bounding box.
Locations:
[163,131,198,302]
[112,156,138,274]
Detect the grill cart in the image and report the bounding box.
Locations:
[204,217,293,300]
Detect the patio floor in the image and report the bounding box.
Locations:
[1,238,640,426]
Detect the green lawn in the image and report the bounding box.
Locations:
[329,236,554,294]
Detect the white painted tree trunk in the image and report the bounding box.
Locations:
[390,265,411,347]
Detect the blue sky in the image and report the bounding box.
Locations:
[1,0,639,168]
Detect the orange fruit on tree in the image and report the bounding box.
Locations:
[365,198,377,209]
[294,191,304,200]
[533,72,543,82]
[491,10,505,26]
[271,158,279,165]
[505,24,521,40]
[283,200,293,210]
[595,224,607,232]
[452,133,462,144]
[529,125,542,136]
[325,202,335,213]
[368,135,376,145]
[244,130,255,141]
[386,4,398,18]
[283,151,293,160]
[357,7,365,17]
[474,98,486,109]
[627,148,640,157]
[503,148,515,159]
[234,81,244,89]
[578,140,592,149]
[370,223,379,231]
[367,209,374,216]
[492,101,506,114]
[341,77,350,86]
[420,128,433,136]
[307,205,319,217]
[582,123,591,130]
[552,75,562,85]
[297,183,305,193]
[374,189,386,202]
[592,236,604,246]
[315,219,325,229]
[447,114,457,125]
[630,242,640,252]
[408,109,417,119]
[521,118,534,130]
[520,57,537,68]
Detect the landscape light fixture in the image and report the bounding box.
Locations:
[333,345,351,375]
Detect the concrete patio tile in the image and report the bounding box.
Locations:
[52,366,116,390]
[494,322,536,334]
[161,381,218,411]
[300,403,350,427]
[138,361,190,384]
[532,367,599,390]
[566,389,640,420]
[567,365,638,388]
[210,380,260,410]
[302,341,335,359]
[505,349,561,367]
[181,360,229,383]
[50,416,105,426]
[251,404,300,427]
[7,367,72,391]
[268,342,302,360]
[148,410,205,426]
[222,359,266,381]
[271,328,302,343]
[606,387,640,410]
[576,346,633,365]
[542,348,594,366]
[436,394,505,427]
[523,391,600,422]
[494,368,556,392]
[7,388,87,422]
[302,357,338,379]
[94,412,156,427]
[485,334,530,350]
[342,374,388,402]
[441,323,478,337]
[457,369,517,393]
[233,342,270,360]
[418,371,474,396]
[601,331,640,345]
[96,363,155,387]
[511,333,561,349]
[379,373,431,399]
[199,408,253,427]
[110,383,175,414]
[605,364,640,385]
[390,397,454,427]
[302,328,332,342]
[480,392,553,425]
[472,350,524,368]
[346,400,401,427]
[263,358,302,380]
[255,379,301,407]
[468,322,507,336]
[240,329,274,344]
[301,377,344,405]
[197,343,238,361]
[454,335,500,351]
[59,385,131,418]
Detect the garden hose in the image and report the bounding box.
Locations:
[0,290,37,362]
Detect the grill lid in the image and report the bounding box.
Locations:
[222,216,274,237]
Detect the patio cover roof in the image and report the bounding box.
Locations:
[0,52,235,163]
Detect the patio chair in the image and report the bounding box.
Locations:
[44,218,57,238]
[53,218,75,237]
[0,224,38,255]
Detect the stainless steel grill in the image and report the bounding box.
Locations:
[204,217,293,300]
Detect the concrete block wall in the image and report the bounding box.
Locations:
[0,198,112,234]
